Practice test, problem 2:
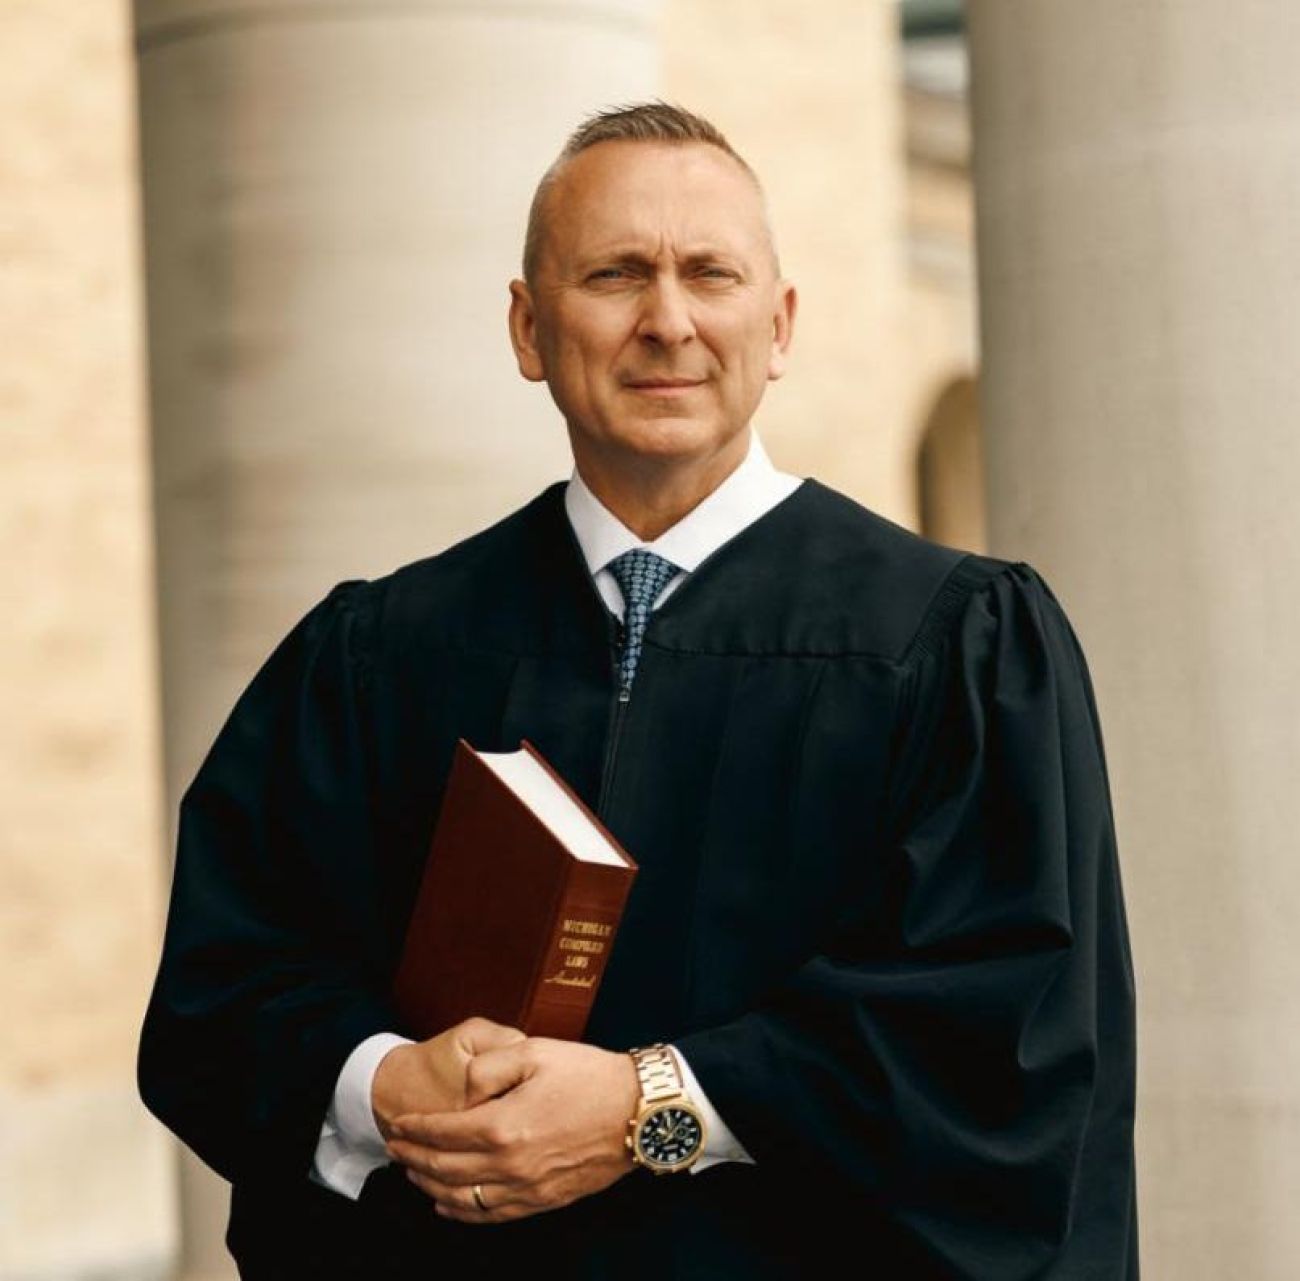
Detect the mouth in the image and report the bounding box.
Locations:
[623,378,706,395]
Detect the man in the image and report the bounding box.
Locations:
[138,104,1139,1278]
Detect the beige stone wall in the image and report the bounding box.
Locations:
[0,1,173,1276]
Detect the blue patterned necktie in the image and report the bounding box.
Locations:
[607,548,680,699]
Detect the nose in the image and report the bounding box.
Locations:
[635,275,696,348]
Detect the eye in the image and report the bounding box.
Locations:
[587,267,630,282]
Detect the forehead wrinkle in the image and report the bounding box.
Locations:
[537,142,780,280]
[562,205,766,272]
[576,241,753,268]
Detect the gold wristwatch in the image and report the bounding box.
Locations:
[624,1042,708,1174]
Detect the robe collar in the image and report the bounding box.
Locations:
[562,429,803,620]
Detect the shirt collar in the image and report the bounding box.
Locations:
[563,429,794,576]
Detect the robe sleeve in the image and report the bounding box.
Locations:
[672,559,1137,1278]
[137,580,401,1187]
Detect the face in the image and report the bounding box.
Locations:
[508,141,796,477]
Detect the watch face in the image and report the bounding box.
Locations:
[636,1105,704,1169]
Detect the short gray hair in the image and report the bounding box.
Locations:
[521,101,777,283]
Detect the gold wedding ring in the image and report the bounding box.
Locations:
[472,1183,489,1212]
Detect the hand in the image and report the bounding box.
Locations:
[371,1016,526,1141]
[385,1037,642,1225]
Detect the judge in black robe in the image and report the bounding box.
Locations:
[137,471,1138,1278]
[138,104,1138,1279]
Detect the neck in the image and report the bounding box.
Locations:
[572,430,751,541]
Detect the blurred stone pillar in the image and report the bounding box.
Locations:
[967,5,1300,1277]
[917,375,984,553]
[131,1,659,1274]
[0,2,173,1278]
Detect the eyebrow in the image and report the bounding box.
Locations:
[580,248,747,271]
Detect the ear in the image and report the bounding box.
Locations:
[766,279,797,382]
[508,279,547,383]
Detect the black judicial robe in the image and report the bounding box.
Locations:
[137,476,1139,1279]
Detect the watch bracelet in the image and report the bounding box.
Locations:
[627,1042,687,1104]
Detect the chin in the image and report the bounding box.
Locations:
[603,417,740,462]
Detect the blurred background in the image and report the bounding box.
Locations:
[3,0,1298,1276]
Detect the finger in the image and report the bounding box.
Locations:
[440,1178,518,1219]
[404,1168,526,1225]
[463,1041,535,1106]
[400,1164,459,1201]
[456,1017,527,1057]
[385,1137,498,1184]
[403,1168,491,1218]
[391,1098,510,1149]
[438,1171,586,1225]
[399,1162,507,1211]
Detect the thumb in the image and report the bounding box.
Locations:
[463,1041,533,1109]
[455,1017,527,1058]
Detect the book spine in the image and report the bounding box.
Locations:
[521,860,629,1040]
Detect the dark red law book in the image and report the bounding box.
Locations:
[393,738,639,1041]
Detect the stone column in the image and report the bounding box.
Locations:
[0,1,173,1277]
[966,5,1300,1277]
[917,376,984,553]
[131,1,659,1273]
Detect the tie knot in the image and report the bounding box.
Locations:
[607,548,679,615]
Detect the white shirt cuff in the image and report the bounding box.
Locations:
[666,1043,756,1173]
[309,1031,414,1200]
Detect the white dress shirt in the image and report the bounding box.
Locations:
[310,427,804,1200]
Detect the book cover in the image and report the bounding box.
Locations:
[393,737,639,1041]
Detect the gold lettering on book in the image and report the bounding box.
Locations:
[559,938,605,955]
[542,967,596,987]
[543,917,610,987]
[562,919,612,937]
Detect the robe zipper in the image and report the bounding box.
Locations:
[595,620,632,819]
